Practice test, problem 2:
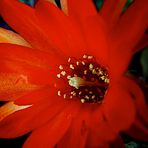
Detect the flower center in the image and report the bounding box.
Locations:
[56,55,109,104]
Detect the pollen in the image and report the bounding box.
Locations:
[82,61,85,65]
[68,58,71,62]
[84,70,87,75]
[70,64,74,69]
[58,90,61,96]
[76,61,79,65]
[63,94,67,98]
[81,99,85,103]
[61,71,66,76]
[89,64,93,70]
[59,65,63,70]
[56,54,110,104]
[57,74,61,78]
[88,56,93,59]
[83,55,87,59]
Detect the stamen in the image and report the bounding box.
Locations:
[81,99,85,103]
[56,54,109,104]
[85,95,89,100]
[92,69,97,74]
[61,71,66,76]
[88,56,93,59]
[67,75,71,79]
[105,78,110,83]
[92,95,95,99]
[83,55,87,59]
[63,94,66,98]
[74,74,77,77]
[82,61,85,65]
[89,64,93,70]
[84,70,87,75]
[79,91,82,95]
[68,58,71,62]
[57,74,61,78]
[59,65,63,70]
[58,90,61,96]
[76,61,79,65]
[70,64,74,69]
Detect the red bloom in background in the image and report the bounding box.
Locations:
[0,0,148,147]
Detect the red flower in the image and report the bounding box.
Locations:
[0,0,148,147]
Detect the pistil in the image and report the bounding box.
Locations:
[68,76,106,89]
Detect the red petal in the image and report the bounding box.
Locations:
[0,43,61,85]
[23,102,80,148]
[100,0,127,29]
[103,83,136,132]
[0,73,39,101]
[108,48,132,82]
[121,77,148,141]
[0,60,55,85]
[58,106,90,148]
[0,89,67,138]
[0,101,31,122]
[14,87,51,105]
[0,43,60,68]
[121,77,148,123]
[0,0,56,52]
[81,15,109,66]
[109,0,148,78]
[0,27,31,47]
[66,0,97,21]
[86,107,117,147]
[62,0,108,65]
[134,34,148,53]
[126,118,148,141]
[35,0,87,58]
[111,0,148,52]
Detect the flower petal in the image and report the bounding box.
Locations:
[0,101,31,122]
[100,0,127,28]
[35,0,87,58]
[60,0,68,14]
[66,0,108,65]
[86,107,117,147]
[111,0,148,52]
[103,83,136,132]
[0,89,67,138]
[0,27,31,47]
[14,87,51,105]
[0,43,61,85]
[81,15,108,66]
[0,0,55,52]
[0,73,39,101]
[121,77,148,141]
[0,43,60,69]
[58,106,90,148]
[23,102,80,148]
[66,0,97,20]
[135,34,148,53]
[126,118,148,141]
[121,77,148,124]
[109,0,148,78]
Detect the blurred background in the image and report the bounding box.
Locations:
[0,0,148,147]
